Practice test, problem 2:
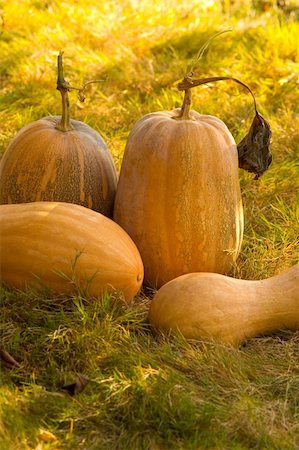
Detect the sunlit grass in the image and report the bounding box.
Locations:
[1,0,299,448]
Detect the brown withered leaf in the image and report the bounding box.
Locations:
[0,347,21,369]
[237,111,272,180]
[61,373,89,396]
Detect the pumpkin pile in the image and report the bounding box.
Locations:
[0,48,297,346]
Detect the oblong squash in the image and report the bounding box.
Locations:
[114,109,243,288]
[0,117,117,217]
[149,265,299,345]
[0,202,144,303]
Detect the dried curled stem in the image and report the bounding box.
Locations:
[68,79,106,103]
[56,51,73,131]
[177,76,258,113]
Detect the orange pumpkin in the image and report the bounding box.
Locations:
[0,202,144,303]
[0,52,117,217]
[114,105,244,288]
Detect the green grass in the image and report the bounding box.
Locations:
[1,0,299,448]
[1,289,299,449]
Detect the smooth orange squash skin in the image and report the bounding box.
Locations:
[0,116,117,217]
[0,202,144,303]
[114,109,244,288]
[149,265,299,345]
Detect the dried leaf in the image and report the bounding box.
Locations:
[0,347,21,369]
[61,373,89,396]
[237,111,272,179]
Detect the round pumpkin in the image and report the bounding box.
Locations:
[0,53,117,217]
[114,108,244,288]
[0,202,144,303]
[0,116,117,216]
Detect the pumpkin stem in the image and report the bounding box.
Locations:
[55,51,74,132]
[177,81,192,120]
[178,88,192,120]
[177,75,258,121]
[55,52,106,132]
[177,30,232,121]
[177,76,258,114]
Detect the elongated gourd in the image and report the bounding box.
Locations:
[0,202,144,303]
[149,265,299,345]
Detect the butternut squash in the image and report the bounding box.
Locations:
[0,202,144,303]
[149,266,299,345]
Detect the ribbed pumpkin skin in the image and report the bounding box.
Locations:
[149,265,299,345]
[0,202,144,303]
[114,109,244,288]
[0,116,117,217]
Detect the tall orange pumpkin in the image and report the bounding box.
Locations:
[0,52,117,217]
[114,81,244,288]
